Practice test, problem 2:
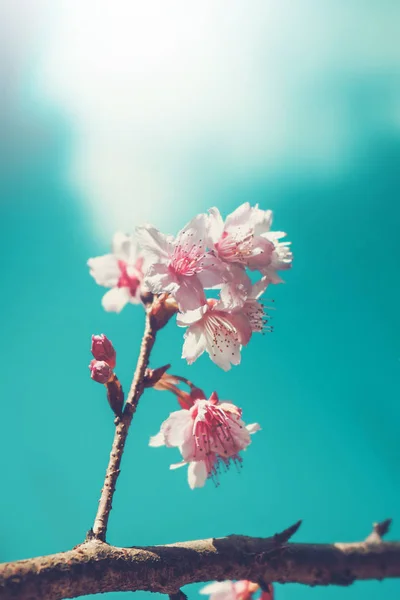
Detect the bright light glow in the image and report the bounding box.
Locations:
[27,0,400,236]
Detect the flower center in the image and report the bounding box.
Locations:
[117,260,141,297]
[215,229,254,264]
[169,243,205,276]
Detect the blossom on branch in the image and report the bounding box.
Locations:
[136,215,227,312]
[200,581,273,600]
[91,334,116,369]
[149,391,260,488]
[87,232,146,312]
[200,581,268,600]
[177,299,253,371]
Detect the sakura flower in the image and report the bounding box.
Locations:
[136,215,227,312]
[208,203,292,281]
[177,299,252,371]
[200,581,260,600]
[207,203,274,270]
[87,232,146,312]
[149,391,260,488]
[240,277,272,333]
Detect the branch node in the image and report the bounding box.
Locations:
[274,519,302,545]
[366,518,392,543]
[169,590,188,600]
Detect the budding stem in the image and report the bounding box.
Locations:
[92,302,161,542]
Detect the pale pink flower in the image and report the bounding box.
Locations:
[136,215,227,312]
[207,203,274,270]
[177,299,252,371]
[241,277,272,333]
[149,392,260,489]
[208,203,292,281]
[200,581,260,600]
[87,233,145,312]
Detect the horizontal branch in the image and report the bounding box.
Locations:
[1,523,399,600]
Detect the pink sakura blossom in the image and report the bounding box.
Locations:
[87,233,146,312]
[207,203,292,281]
[200,582,273,600]
[200,581,261,600]
[177,299,253,371]
[149,391,260,489]
[136,215,227,312]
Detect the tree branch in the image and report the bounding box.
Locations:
[92,294,176,542]
[1,522,399,600]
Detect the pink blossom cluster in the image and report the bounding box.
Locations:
[200,580,273,600]
[88,203,292,369]
[150,387,260,489]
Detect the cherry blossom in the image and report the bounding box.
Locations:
[149,391,260,488]
[177,299,252,371]
[200,581,273,600]
[136,215,227,312]
[240,277,272,333]
[208,203,292,280]
[200,581,259,600]
[87,232,145,312]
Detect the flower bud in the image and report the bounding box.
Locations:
[89,360,113,384]
[106,376,124,417]
[91,334,116,369]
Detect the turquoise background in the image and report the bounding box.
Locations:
[1,3,400,600]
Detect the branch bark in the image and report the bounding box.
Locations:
[1,526,399,600]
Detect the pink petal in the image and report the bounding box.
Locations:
[246,422,261,434]
[207,207,225,245]
[162,410,193,447]
[101,287,131,312]
[174,275,206,311]
[112,232,138,262]
[182,325,207,364]
[187,460,208,489]
[176,213,208,249]
[135,225,172,260]
[200,582,236,599]
[148,431,165,447]
[87,254,120,287]
[145,263,178,294]
[224,202,252,230]
[177,305,207,326]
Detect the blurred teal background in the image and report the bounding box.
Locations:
[1,2,399,600]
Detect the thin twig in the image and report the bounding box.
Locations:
[92,305,159,541]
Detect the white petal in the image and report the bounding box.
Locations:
[162,410,193,447]
[101,287,131,312]
[112,232,138,262]
[250,276,270,300]
[170,461,187,470]
[182,325,207,364]
[176,213,208,250]
[188,460,208,489]
[207,207,224,244]
[177,305,207,326]
[197,253,229,289]
[149,430,165,447]
[246,423,261,434]
[200,582,235,597]
[87,255,120,287]
[135,225,172,261]
[174,275,206,311]
[225,202,252,230]
[145,263,178,294]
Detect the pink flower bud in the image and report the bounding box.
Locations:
[89,360,113,384]
[91,334,116,369]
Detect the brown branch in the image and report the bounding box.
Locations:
[1,522,399,600]
[92,294,175,542]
